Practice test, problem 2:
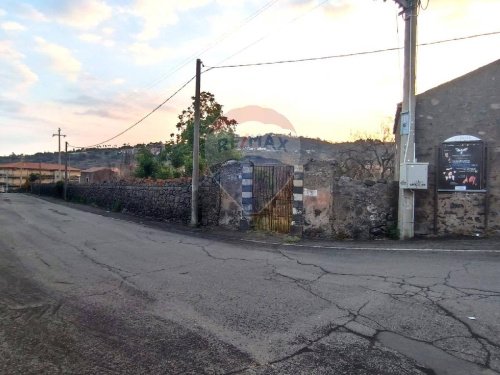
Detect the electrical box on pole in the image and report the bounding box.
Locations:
[399,163,428,189]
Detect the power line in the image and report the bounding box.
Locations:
[205,30,500,69]
[68,74,197,150]
[137,0,280,92]
[215,0,331,66]
[68,30,499,150]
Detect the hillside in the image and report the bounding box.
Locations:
[1,136,395,179]
[0,148,131,171]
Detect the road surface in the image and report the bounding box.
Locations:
[1,194,499,374]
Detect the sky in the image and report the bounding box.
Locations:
[0,0,499,156]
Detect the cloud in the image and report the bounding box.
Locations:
[61,94,107,106]
[1,21,26,31]
[13,62,39,89]
[48,0,112,29]
[76,108,127,119]
[79,32,115,47]
[0,9,6,17]
[128,42,171,65]
[112,78,125,85]
[0,41,38,94]
[0,97,24,114]
[101,27,114,36]
[323,1,352,17]
[131,0,210,41]
[0,40,24,60]
[35,37,82,81]
[17,4,48,22]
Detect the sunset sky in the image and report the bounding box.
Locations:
[1,0,499,155]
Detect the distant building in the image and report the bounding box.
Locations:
[0,162,81,192]
[81,167,119,184]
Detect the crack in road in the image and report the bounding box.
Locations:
[267,250,500,374]
[73,237,499,374]
[280,251,499,370]
[172,240,499,373]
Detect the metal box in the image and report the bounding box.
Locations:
[399,162,428,189]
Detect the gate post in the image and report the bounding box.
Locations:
[240,163,253,230]
[291,165,304,236]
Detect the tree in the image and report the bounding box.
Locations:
[162,91,240,175]
[29,173,40,182]
[134,147,159,178]
[336,120,396,180]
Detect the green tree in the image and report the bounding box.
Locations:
[29,173,40,182]
[134,147,159,178]
[162,91,240,175]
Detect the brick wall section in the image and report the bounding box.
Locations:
[411,59,500,236]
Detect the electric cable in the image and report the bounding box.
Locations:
[137,0,280,92]
[68,29,499,149]
[215,0,331,65]
[68,74,199,150]
[205,30,500,69]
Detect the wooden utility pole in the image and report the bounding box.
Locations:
[64,141,68,201]
[191,59,202,226]
[396,0,418,239]
[52,128,66,181]
[39,162,42,195]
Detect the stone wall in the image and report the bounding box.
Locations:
[435,193,487,236]
[67,179,193,223]
[37,160,247,228]
[303,160,398,240]
[302,161,334,238]
[410,59,499,236]
[38,175,237,227]
[215,162,243,227]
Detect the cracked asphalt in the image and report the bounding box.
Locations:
[1,194,499,374]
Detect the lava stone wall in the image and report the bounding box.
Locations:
[303,160,398,240]
[67,179,194,223]
[38,166,243,228]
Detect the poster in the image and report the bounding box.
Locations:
[438,141,485,191]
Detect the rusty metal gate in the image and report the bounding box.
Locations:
[252,165,294,233]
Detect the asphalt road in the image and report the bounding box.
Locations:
[1,194,499,375]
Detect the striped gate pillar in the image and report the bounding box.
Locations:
[291,165,304,236]
[240,163,254,230]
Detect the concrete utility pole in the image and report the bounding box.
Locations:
[191,59,202,226]
[395,0,418,239]
[52,128,66,181]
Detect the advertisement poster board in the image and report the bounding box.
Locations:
[438,141,485,191]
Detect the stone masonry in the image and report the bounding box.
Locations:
[409,59,500,236]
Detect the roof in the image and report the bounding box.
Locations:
[417,58,499,98]
[393,58,500,134]
[0,162,80,172]
[81,167,119,173]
